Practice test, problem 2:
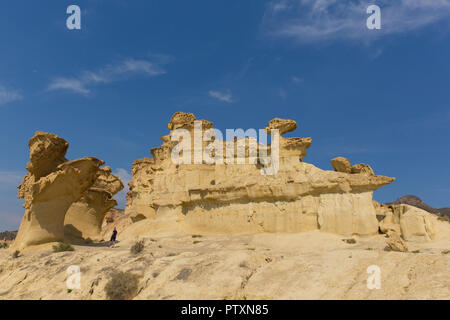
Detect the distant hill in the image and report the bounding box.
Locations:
[0,231,17,241]
[387,195,450,217]
[439,207,450,217]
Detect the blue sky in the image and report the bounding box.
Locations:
[1,0,450,231]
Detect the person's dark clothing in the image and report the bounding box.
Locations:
[110,230,117,242]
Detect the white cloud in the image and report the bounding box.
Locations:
[48,78,90,95]
[48,58,169,95]
[113,168,132,209]
[291,76,303,83]
[0,171,24,185]
[271,0,292,12]
[208,90,235,103]
[0,86,22,105]
[370,48,384,59]
[264,0,450,43]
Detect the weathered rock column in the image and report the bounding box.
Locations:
[64,166,124,242]
[13,132,104,250]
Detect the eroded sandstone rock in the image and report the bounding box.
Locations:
[265,118,297,135]
[393,204,436,242]
[25,132,69,179]
[13,132,110,250]
[376,203,436,242]
[126,112,395,237]
[376,202,401,234]
[64,166,124,242]
[331,158,375,176]
[351,163,375,176]
[331,157,352,173]
[386,231,409,252]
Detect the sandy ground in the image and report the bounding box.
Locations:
[1,224,449,300]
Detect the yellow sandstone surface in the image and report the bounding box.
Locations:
[1,218,450,299]
[12,132,122,250]
[126,112,395,237]
[3,113,449,300]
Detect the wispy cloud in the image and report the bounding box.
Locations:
[278,88,287,99]
[236,57,255,79]
[291,76,304,83]
[263,0,450,43]
[48,78,89,95]
[48,57,169,95]
[208,90,236,103]
[0,86,22,106]
[113,168,132,209]
[0,171,24,185]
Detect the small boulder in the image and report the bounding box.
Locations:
[265,118,297,135]
[386,231,408,252]
[167,112,213,131]
[351,163,375,176]
[331,157,352,173]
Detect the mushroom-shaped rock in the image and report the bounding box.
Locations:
[13,155,104,250]
[331,157,352,173]
[64,167,124,242]
[351,163,375,176]
[91,166,124,195]
[265,118,297,135]
[263,118,311,160]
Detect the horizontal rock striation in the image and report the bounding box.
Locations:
[126,112,395,236]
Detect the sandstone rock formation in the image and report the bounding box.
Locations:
[126,112,395,237]
[103,208,125,226]
[264,118,297,135]
[13,132,117,250]
[3,227,450,300]
[387,195,450,218]
[127,157,155,222]
[351,163,375,176]
[100,208,132,242]
[375,202,436,242]
[64,166,124,243]
[385,230,408,252]
[331,157,374,176]
[331,157,351,173]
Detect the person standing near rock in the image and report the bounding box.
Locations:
[109,227,118,247]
